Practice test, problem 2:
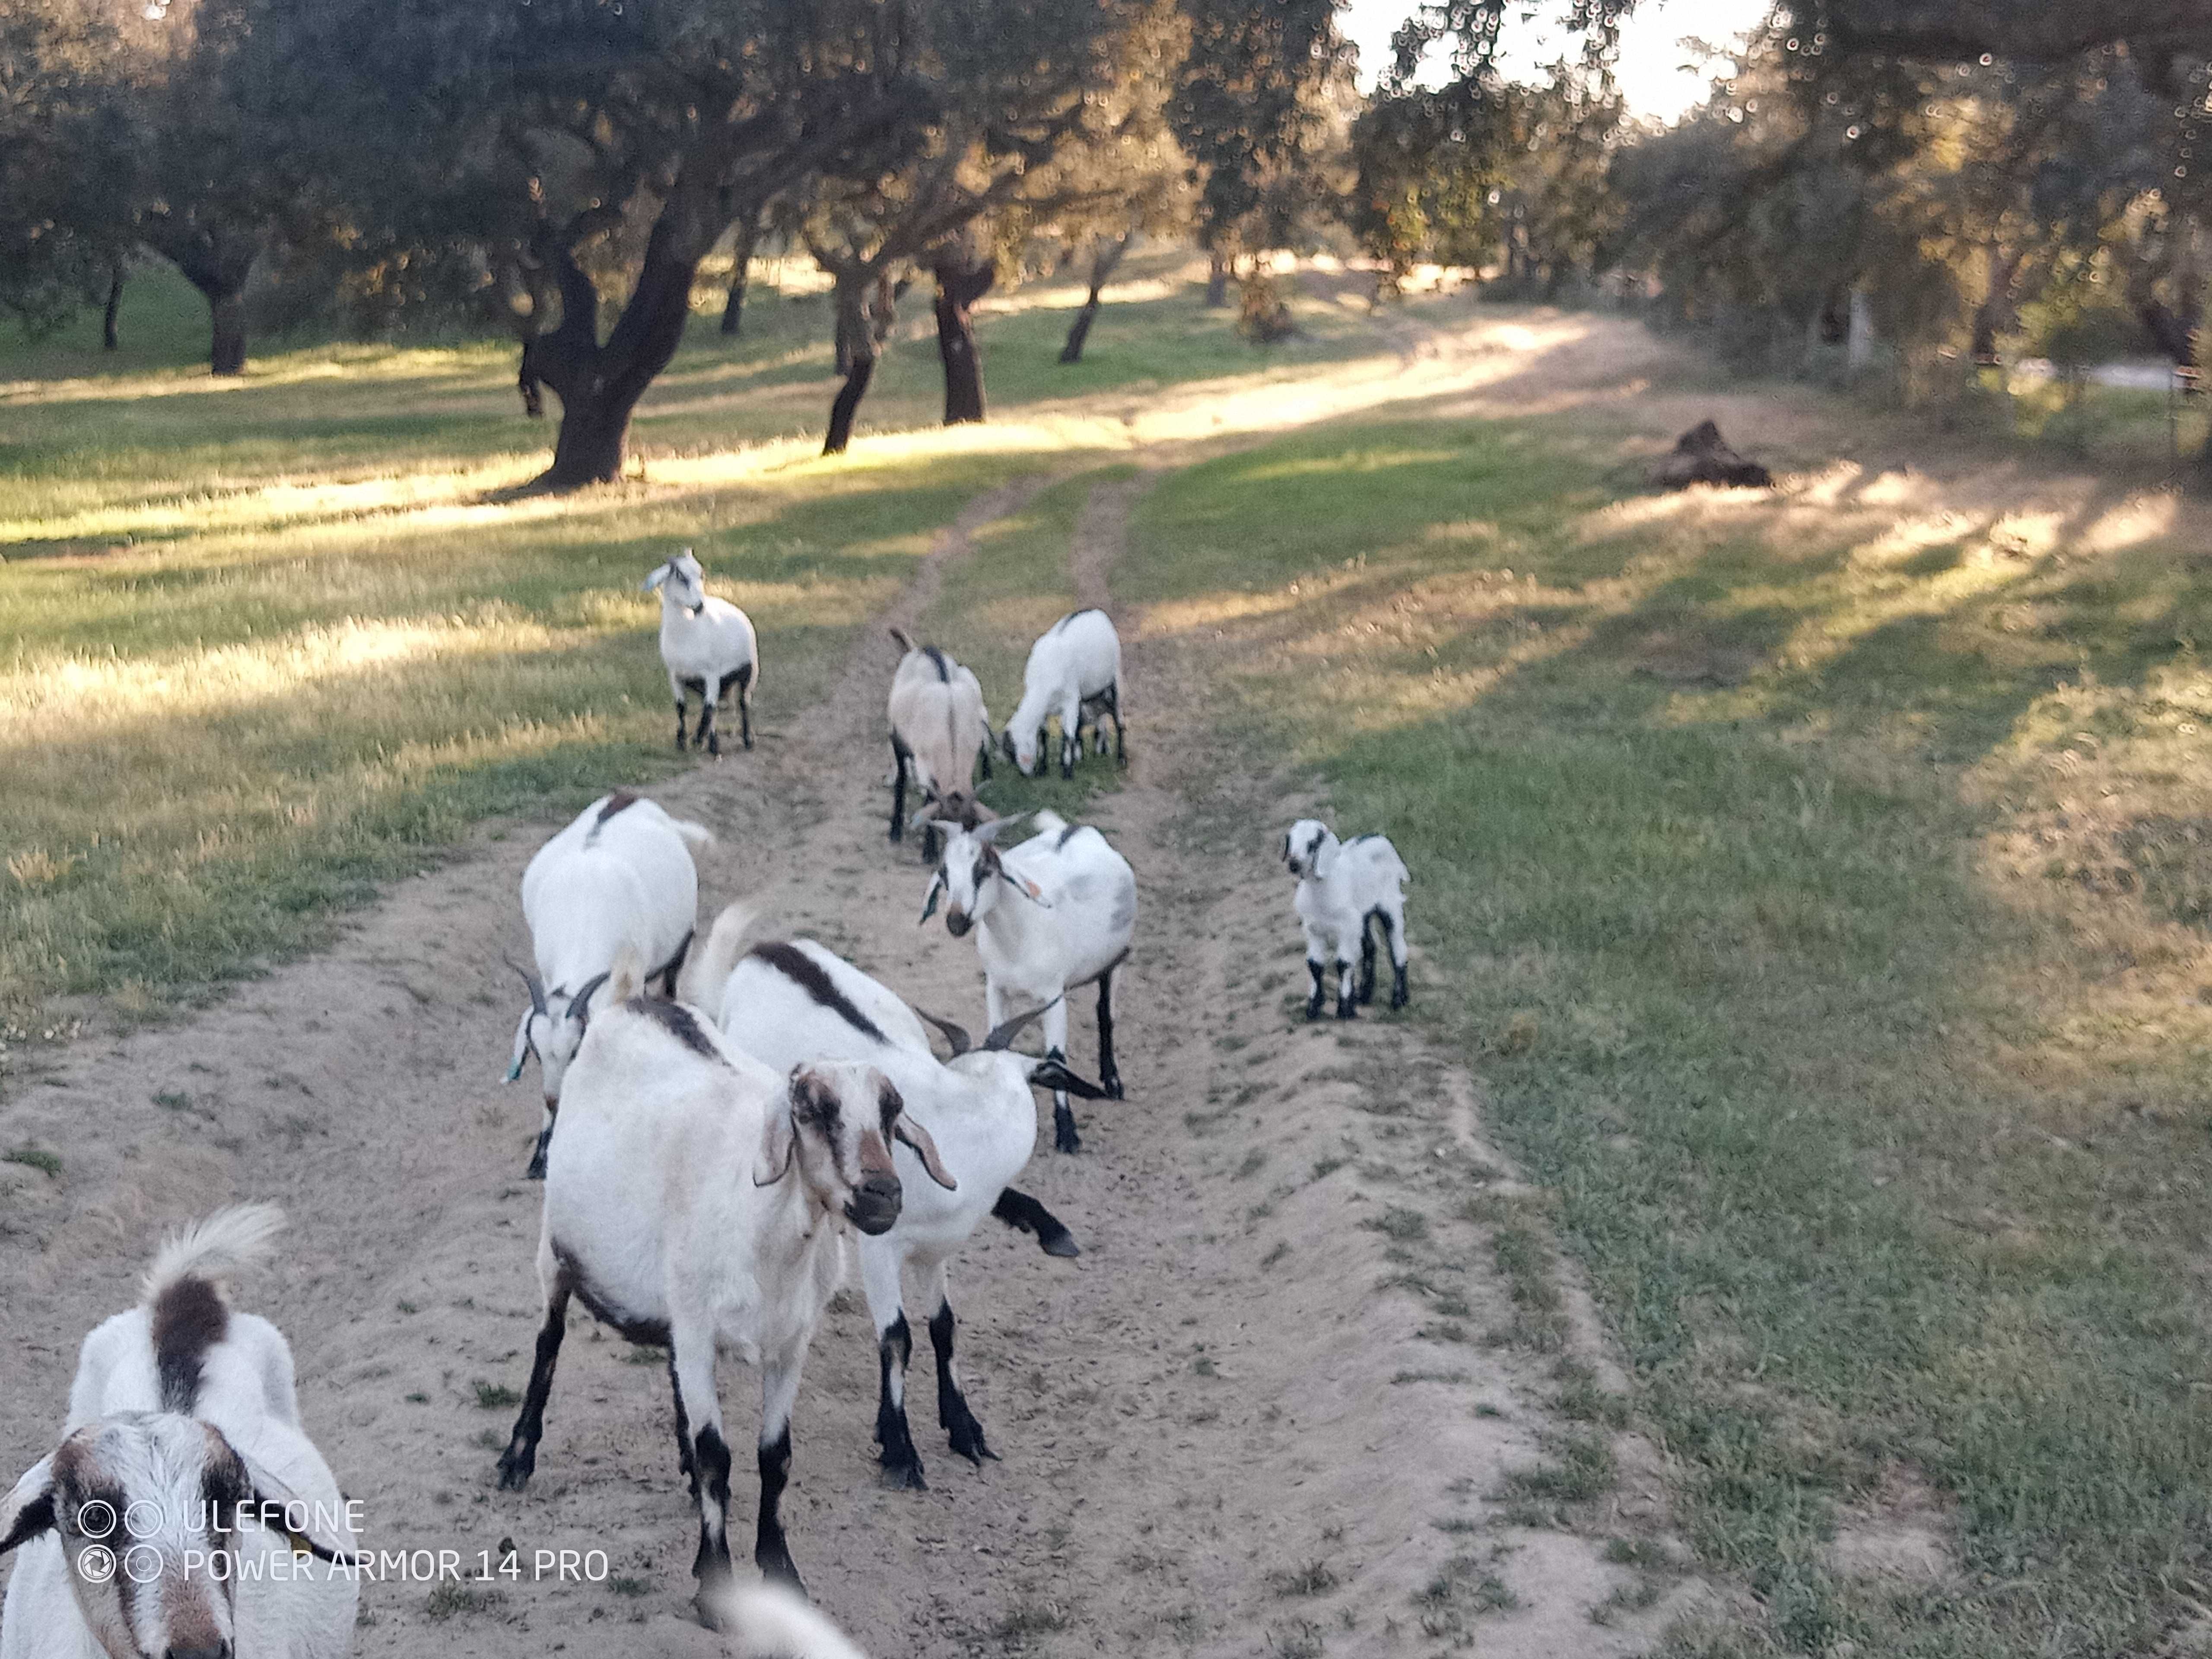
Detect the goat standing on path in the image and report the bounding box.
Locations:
[495,948,953,1618]
[886,629,992,860]
[1002,609,1124,779]
[1281,819,1411,1020]
[924,810,1135,1153]
[644,549,758,755]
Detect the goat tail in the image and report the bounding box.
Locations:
[681,901,760,1008]
[1031,809,1069,838]
[143,1204,285,1304]
[888,626,917,656]
[668,817,715,849]
[700,1579,870,1659]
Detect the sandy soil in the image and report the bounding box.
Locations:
[0,313,1728,1656]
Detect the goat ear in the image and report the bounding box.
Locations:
[0,1456,55,1557]
[971,812,1029,847]
[224,1441,358,1565]
[918,873,944,925]
[641,565,668,593]
[505,1010,535,1083]
[895,1116,958,1191]
[754,1100,797,1188]
[1029,1058,1111,1101]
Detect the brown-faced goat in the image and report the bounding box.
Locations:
[493,947,953,1619]
[504,790,709,1178]
[0,1206,359,1659]
[885,629,992,861]
[690,908,1103,1491]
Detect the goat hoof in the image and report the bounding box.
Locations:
[1102,1075,1125,1101]
[1039,1227,1082,1259]
[1304,1001,1325,1022]
[494,1452,533,1492]
[1055,1127,1082,1154]
[1336,1001,1357,1020]
[946,1415,995,1467]
[524,1155,546,1182]
[754,1546,805,1599]
[878,1456,928,1492]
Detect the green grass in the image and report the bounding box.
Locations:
[0,252,1389,1021]
[1123,408,2212,1656]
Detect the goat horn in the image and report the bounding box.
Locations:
[505,955,548,1018]
[984,996,1062,1052]
[971,812,1030,847]
[567,970,613,1022]
[913,1009,974,1057]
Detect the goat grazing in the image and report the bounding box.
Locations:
[885,629,992,860]
[1001,609,1124,779]
[494,947,953,1616]
[0,1205,359,1659]
[923,810,1135,1153]
[1281,819,1411,1020]
[505,790,710,1178]
[643,549,759,754]
[693,910,1102,1491]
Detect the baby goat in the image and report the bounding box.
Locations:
[505,790,709,1178]
[1001,609,1124,779]
[643,549,759,754]
[495,947,953,1617]
[0,1205,359,1659]
[924,810,1135,1153]
[693,910,1102,1491]
[886,629,993,861]
[1281,819,1411,1020]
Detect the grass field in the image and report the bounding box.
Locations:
[1121,406,2212,1655]
[9,252,2212,1657]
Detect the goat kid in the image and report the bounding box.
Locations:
[644,549,759,754]
[922,810,1135,1153]
[1281,819,1411,1020]
[0,1206,359,1659]
[505,790,709,1178]
[885,629,992,861]
[1001,609,1124,779]
[692,911,1101,1491]
[495,948,952,1617]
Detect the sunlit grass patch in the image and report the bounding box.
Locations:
[1125,408,2212,1656]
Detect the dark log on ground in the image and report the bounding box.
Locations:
[1649,420,1773,489]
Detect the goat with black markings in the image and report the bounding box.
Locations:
[495,947,953,1617]
[1281,818,1411,1020]
[504,790,709,1178]
[885,629,992,861]
[923,810,1134,1153]
[692,909,1102,1491]
[0,1205,359,1659]
[644,549,759,754]
[1001,608,1124,779]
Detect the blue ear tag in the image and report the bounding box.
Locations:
[504,1057,525,1083]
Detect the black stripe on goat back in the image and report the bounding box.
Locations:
[747,942,888,1044]
[151,1276,229,1413]
[1051,608,1103,634]
[597,791,641,824]
[627,996,724,1062]
[922,645,950,682]
[1056,822,1082,849]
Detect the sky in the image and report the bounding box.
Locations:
[1336,0,1773,123]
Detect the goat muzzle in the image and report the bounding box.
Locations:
[845,1174,903,1236]
[944,909,971,938]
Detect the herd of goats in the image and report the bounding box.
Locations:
[0,549,1416,1658]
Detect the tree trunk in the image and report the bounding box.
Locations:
[719,214,757,338]
[102,266,124,351]
[932,254,995,426]
[1060,234,1131,365]
[521,202,718,492]
[1205,251,1230,308]
[208,291,246,376]
[823,271,878,456]
[1971,247,2021,365]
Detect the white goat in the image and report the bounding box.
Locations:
[885,629,992,860]
[1001,609,1124,778]
[923,810,1135,1154]
[0,1206,359,1659]
[493,948,954,1618]
[692,909,1101,1491]
[643,548,759,755]
[504,790,710,1179]
[1281,819,1411,1020]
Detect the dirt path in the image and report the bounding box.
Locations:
[0,417,1700,1655]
